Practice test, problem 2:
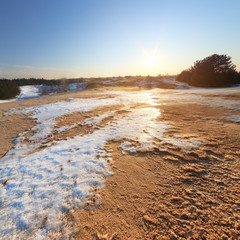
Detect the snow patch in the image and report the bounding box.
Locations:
[84,111,115,126]
[18,85,42,99]
[164,136,202,152]
[120,141,136,155]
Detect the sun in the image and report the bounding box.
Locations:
[145,53,159,68]
[139,44,161,74]
[141,45,160,70]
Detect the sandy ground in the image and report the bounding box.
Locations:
[0,87,240,240]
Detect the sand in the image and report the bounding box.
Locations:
[0,87,240,240]
[71,103,240,240]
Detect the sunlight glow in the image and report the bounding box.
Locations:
[145,54,159,68]
[140,45,161,73]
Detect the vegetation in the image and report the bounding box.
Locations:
[12,78,61,86]
[176,54,240,87]
[11,78,86,86]
[0,80,20,100]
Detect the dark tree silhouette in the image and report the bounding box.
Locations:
[0,80,20,99]
[177,54,240,87]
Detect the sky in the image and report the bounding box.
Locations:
[0,0,240,79]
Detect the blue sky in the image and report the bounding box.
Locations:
[0,0,240,79]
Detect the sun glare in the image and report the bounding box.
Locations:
[141,45,160,71]
[145,54,159,68]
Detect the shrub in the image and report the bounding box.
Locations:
[177,54,240,87]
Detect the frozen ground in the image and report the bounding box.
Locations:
[0,87,240,239]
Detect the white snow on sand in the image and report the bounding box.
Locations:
[1,88,240,239]
[120,142,137,155]
[18,85,42,99]
[160,78,191,89]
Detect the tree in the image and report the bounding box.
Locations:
[176,54,240,87]
[0,80,20,99]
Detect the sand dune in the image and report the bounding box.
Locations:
[0,87,240,239]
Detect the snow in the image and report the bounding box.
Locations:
[119,142,137,155]
[22,97,120,122]
[55,123,78,133]
[68,83,85,91]
[29,119,55,141]
[160,78,191,89]
[84,111,115,125]
[1,87,240,239]
[163,136,202,152]
[18,85,42,99]
[0,98,15,104]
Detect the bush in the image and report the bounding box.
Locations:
[0,80,20,100]
[176,54,240,87]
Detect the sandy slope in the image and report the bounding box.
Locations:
[0,87,240,240]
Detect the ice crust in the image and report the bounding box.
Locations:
[1,88,239,239]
